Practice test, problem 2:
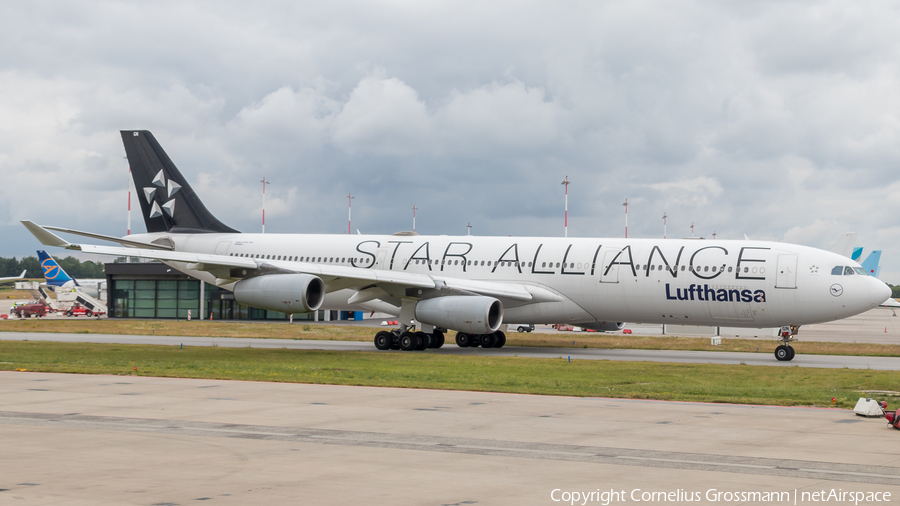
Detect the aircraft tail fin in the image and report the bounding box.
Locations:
[831,233,858,258]
[38,250,76,287]
[861,250,882,278]
[852,247,863,262]
[121,131,239,234]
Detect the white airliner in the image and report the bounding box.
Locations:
[22,131,891,362]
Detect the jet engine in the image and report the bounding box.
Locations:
[233,274,325,314]
[415,296,503,334]
[583,321,626,332]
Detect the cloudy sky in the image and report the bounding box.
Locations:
[2,1,899,282]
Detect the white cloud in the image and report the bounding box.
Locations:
[331,75,432,156]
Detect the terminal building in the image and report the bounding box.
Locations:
[104,261,362,322]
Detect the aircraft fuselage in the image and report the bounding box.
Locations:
[127,232,888,328]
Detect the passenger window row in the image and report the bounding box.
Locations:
[225,251,771,275]
[229,253,372,264]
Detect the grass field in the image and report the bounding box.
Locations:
[0,341,897,408]
[2,319,899,357]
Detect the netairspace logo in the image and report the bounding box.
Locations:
[549,488,892,505]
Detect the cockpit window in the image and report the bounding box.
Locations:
[853,267,869,276]
[831,266,843,275]
[844,266,855,275]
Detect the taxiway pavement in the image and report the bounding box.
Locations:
[1,372,899,505]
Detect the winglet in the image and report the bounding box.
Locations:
[21,220,80,250]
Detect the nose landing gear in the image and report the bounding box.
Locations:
[774,325,799,361]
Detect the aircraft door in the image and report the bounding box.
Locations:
[214,241,231,256]
[374,248,388,270]
[600,251,619,283]
[775,254,798,289]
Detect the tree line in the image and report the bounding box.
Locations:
[0,255,105,281]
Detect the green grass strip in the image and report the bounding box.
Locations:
[1,341,895,408]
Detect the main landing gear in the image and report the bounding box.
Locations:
[373,328,445,351]
[774,325,799,362]
[455,330,506,349]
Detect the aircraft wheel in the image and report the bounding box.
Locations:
[774,345,790,361]
[479,333,496,348]
[455,332,471,347]
[786,346,795,361]
[428,331,444,348]
[415,331,430,350]
[399,332,419,351]
[374,331,392,350]
[494,330,506,348]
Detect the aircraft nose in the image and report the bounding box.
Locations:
[871,279,892,306]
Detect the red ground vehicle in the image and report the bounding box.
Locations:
[65,303,104,318]
[13,303,48,318]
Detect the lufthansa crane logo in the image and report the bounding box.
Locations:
[143,169,180,220]
[830,284,843,297]
[41,258,60,279]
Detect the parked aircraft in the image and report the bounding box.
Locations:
[860,250,882,279]
[22,131,892,362]
[37,250,104,298]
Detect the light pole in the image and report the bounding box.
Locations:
[412,204,418,233]
[662,212,667,239]
[260,177,270,233]
[125,157,131,236]
[623,199,628,238]
[561,176,570,237]
[347,193,354,234]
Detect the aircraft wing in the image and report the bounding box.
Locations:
[77,243,558,304]
[879,297,900,309]
[0,270,27,283]
[24,222,563,306]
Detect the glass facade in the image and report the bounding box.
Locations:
[106,263,347,321]
[110,275,315,321]
[112,279,201,319]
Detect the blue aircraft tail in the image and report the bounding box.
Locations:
[851,247,863,262]
[37,250,76,287]
[861,250,882,279]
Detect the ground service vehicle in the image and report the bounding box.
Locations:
[13,303,48,318]
[65,303,103,318]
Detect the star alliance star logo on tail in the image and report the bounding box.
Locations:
[144,169,181,220]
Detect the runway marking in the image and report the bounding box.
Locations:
[2,410,899,485]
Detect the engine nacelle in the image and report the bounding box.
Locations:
[233,274,325,314]
[583,321,626,332]
[415,296,503,334]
